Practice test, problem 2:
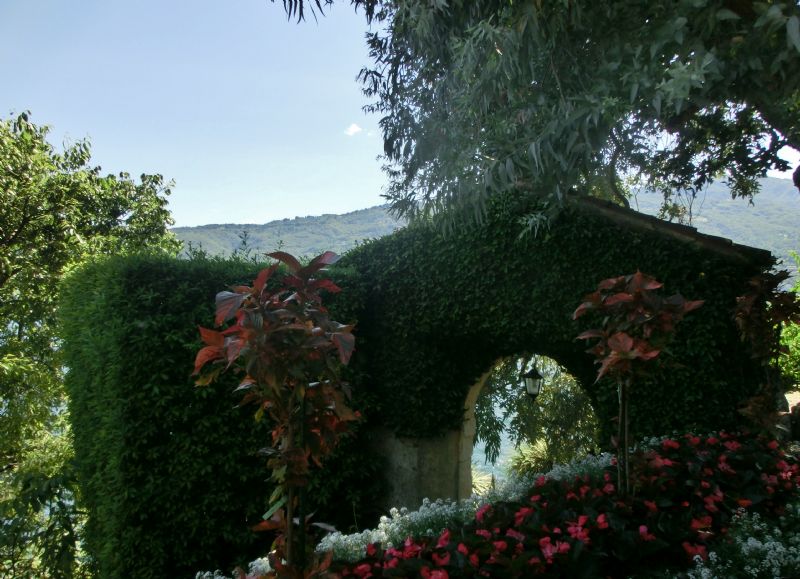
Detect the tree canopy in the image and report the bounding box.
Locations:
[0,111,179,577]
[278,0,800,223]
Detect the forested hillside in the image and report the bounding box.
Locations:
[173,176,799,274]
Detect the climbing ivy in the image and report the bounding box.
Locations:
[336,192,771,442]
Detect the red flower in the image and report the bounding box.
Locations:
[457,543,469,556]
[492,540,508,553]
[662,439,680,450]
[768,440,779,450]
[421,566,449,579]
[682,542,708,561]
[596,513,609,529]
[475,504,492,523]
[384,557,399,570]
[737,498,752,508]
[723,440,742,451]
[514,506,534,527]
[506,528,526,543]
[436,529,451,549]
[366,543,377,557]
[432,551,451,567]
[402,538,423,558]
[352,563,373,578]
[475,529,491,540]
[643,500,658,513]
[691,516,712,531]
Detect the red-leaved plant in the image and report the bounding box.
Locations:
[573,271,703,494]
[193,251,357,576]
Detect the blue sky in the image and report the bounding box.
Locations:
[0,0,385,227]
[1,1,797,228]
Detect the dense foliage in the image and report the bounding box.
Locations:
[60,257,278,579]
[59,255,383,578]
[474,356,599,472]
[337,192,770,442]
[331,431,800,578]
[194,251,358,572]
[355,0,799,223]
[0,112,179,577]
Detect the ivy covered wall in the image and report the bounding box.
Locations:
[336,193,771,441]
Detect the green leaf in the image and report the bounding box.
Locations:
[787,16,800,53]
[262,495,287,521]
[715,8,740,21]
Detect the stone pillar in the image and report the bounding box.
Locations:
[373,370,492,511]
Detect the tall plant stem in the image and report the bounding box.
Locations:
[617,379,631,496]
[297,392,307,571]
[617,381,623,493]
[285,400,296,569]
[623,379,630,496]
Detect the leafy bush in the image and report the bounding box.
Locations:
[687,498,800,578]
[328,431,799,578]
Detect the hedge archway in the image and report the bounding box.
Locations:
[337,193,771,445]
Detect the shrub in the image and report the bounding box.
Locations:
[687,498,800,578]
[329,431,799,578]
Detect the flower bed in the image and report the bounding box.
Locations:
[329,432,799,578]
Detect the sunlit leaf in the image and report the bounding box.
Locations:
[215,291,246,325]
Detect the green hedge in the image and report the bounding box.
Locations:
[60,255,385,578]
[60,256,273,578]
[336,193,771,441]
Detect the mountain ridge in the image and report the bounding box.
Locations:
[172,177,799,276]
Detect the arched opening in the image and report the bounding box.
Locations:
[470,355,600,493]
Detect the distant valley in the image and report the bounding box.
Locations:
[172,176,799,277]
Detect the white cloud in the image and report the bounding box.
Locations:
[344,123,363,137]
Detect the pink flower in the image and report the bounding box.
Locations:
[469,553,479,567]
[436,529,451,549]
[596,513,609,529]
[603,483,615,494]
[638,525,656,541]
[457,543,468,555]
[492,540,508,553]
[475,504,492,523]
[768,440,779,450]
[723,440,741,451]
[475,529,492,540]
[567,517,591,543]
[662,439,680,450]
[539,537,570,563]
[506,528,526,543]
